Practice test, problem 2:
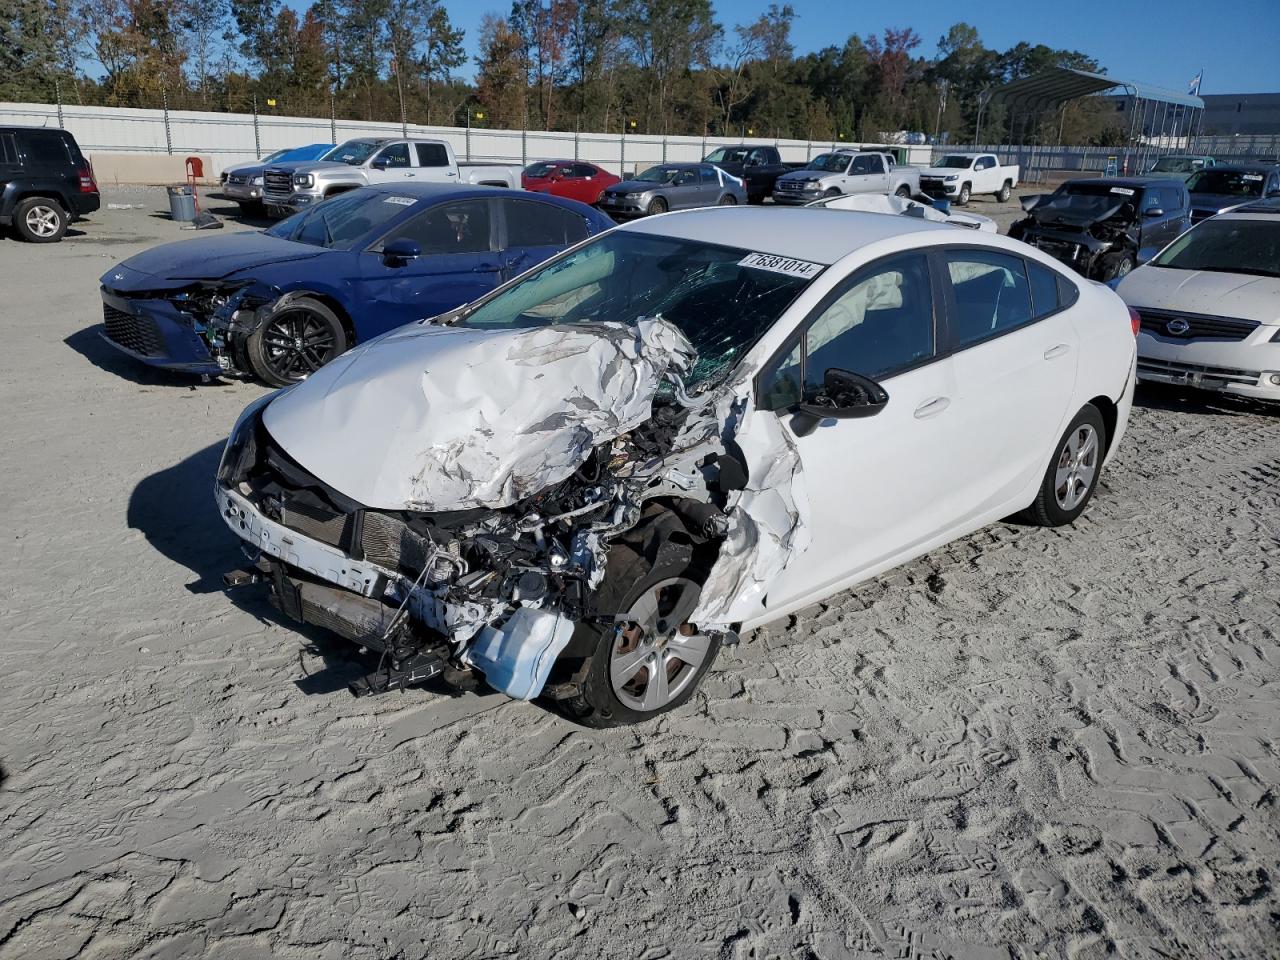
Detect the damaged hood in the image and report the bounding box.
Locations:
[1026,196,1129,229]
[107,232,327,287]
[262,318,696,512]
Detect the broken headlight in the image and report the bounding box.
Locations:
[218,389,286,483]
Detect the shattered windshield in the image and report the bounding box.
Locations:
[327,140,381,166]
[1187,170,1267,197]
[1151,219,1280,277]
[1035,184,1137,221]
[705,147,749,163]
[1151,157,1202,173]
[459,232,820,386]
[266,190,410,248]
[808,153,850,173]
[636,166,683,183]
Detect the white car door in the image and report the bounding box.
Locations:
[368,142,415,184]
[754,250,966,613]
[939,248,1080,520]
[413,142,457,183]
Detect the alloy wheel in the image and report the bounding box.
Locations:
[25,205,61,238]
[259,309,337,381]
[609,577,710,713]
[1054,423,1099,511]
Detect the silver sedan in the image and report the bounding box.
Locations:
[597,162,746,218]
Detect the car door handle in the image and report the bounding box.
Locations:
[405,172,416,177]
[914,397,951,419]
[1043,343,1071,360]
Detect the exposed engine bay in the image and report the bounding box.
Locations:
[1010,191,1139,280]
[216,317,807,701]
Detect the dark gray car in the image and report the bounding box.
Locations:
[597,162,747,218]
[1187,164,1280,223]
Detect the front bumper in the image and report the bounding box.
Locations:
[920,180,961,198]
[597,195,647,217]
[99,288,222,375]
[772,185,823,204]
[223,180,264,202]
[1137,329,1280,400]
[263,191,318,218]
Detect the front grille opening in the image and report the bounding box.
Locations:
[103,304,164,356]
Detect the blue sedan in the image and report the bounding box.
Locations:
[99,184,615,385]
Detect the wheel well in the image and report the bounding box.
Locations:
[476,180,509,188]
[15,191,69,213]
[1088,394,1119,458]
[323,185,356,198]
[280,291,356,346]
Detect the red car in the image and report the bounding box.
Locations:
[522,160,620,206]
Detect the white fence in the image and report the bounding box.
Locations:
[0,101,936,178]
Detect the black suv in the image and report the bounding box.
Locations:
[0,126,100,243]
[1009,177,1191,281]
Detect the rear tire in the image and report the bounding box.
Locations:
[1022,404,1107,527]
[718,193,737,205]
[558,545,720,728]
[646,196,668,216]
[245,296,349,387]
[14,197,67,243]
[997,181,1012,203]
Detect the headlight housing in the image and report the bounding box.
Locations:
[252,175,264,186]
[218,390,280,483]
[294,173,314,188]
[945,175,959,182]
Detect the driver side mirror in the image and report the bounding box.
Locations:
[791,369,889,437]
[382,237,420,266]
[1267,189,1280,199]
[371,156,390,170]
[1144,207,1164,217]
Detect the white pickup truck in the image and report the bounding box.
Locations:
[262,137,523,218]
[918,152,1019,205]
[772,151,921,204]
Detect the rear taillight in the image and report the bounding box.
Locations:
[77,160,97,193]
[1128,307,1141,337]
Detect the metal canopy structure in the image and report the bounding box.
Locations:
[990,66,1206,175]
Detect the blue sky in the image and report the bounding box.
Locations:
[282,0,1280,95]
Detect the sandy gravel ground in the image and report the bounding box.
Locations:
[1,190,1277,960]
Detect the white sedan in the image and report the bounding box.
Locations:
[1117,200,1280,401]
[215,206,1137,726]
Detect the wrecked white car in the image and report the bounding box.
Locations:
[217,207,1137,726]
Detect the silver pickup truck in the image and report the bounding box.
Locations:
[262,137,523,218]
[772,150,921,204]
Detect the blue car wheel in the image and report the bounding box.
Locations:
[246,297,348,387]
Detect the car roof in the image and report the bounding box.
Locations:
[616,207,956,265]
[1204,163,1279,172]
[1069,177,1165,189]
[363,181,612,220]
[1219,198,1280,218]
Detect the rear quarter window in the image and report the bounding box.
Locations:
[18,131,72,167]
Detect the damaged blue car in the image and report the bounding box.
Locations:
[98,183,614,386]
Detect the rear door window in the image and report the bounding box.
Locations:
[415,143,449,167]
[503,199,588,248]
[699,167,716,183]
[0,133,18,165]
[18,131,71,167]
[571,163,597,178]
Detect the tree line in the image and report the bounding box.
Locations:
[1,1,1130,145]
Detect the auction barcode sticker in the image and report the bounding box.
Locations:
[383,196,416,206]
[1110,187,1135,195]
[739,252,824,278]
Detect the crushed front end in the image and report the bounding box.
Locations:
[213,321,762,702]
[1011,194,1139,281]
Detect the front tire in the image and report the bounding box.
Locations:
[1100,252,1135,281]
[895,185,912,198]
[245,296,348,387]
[1022,404,1107,527]
[646,196,668,216]
[957,183,972,205]
[559,545,720,728]
[14,197,67,242]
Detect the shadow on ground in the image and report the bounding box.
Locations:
[127,442,486,702]
[64,325,236,387]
